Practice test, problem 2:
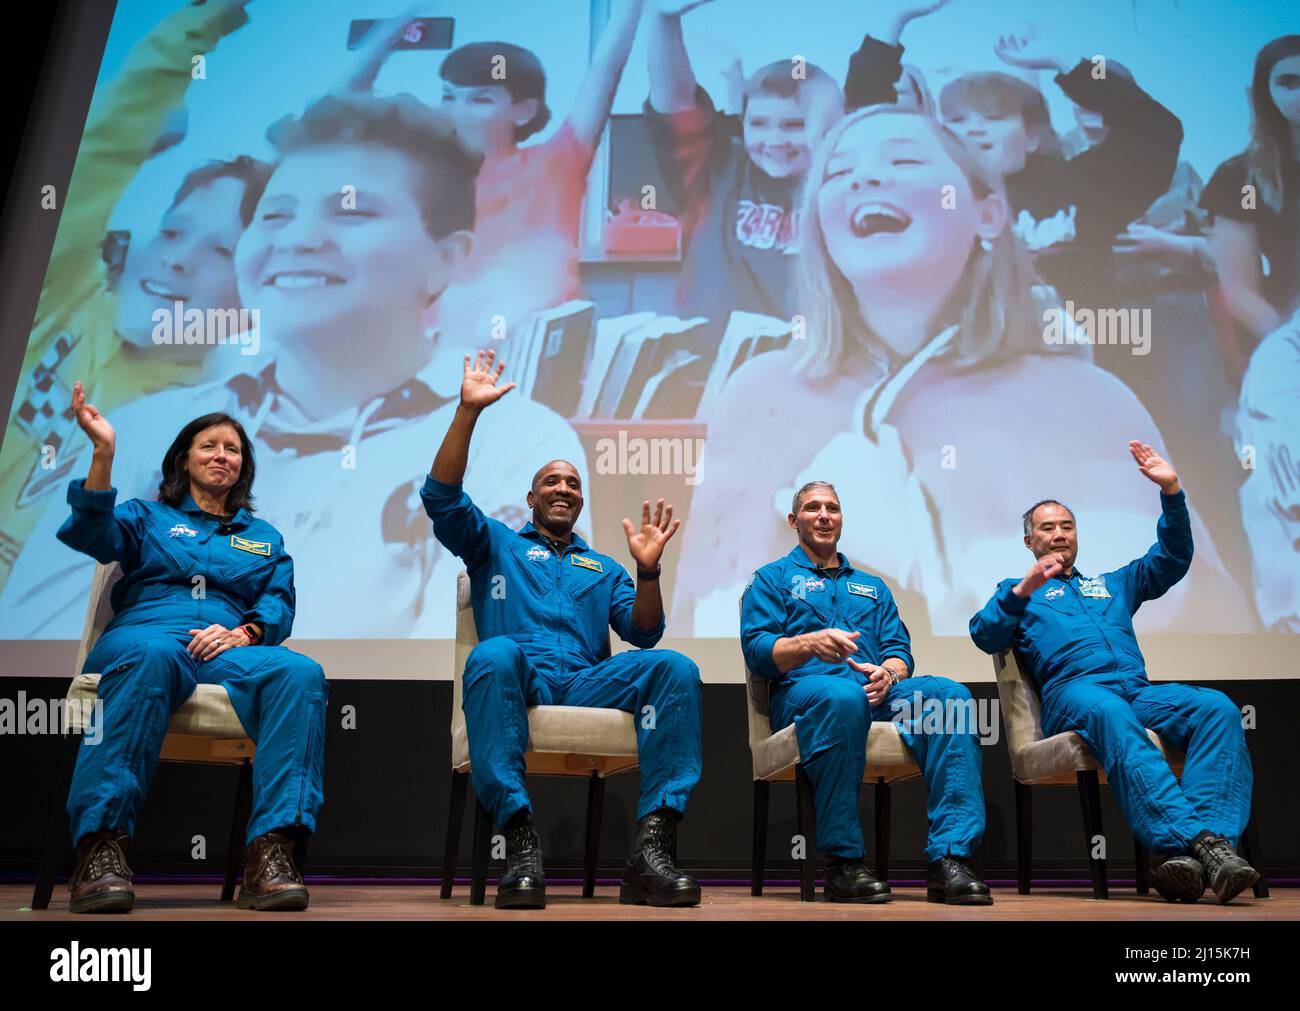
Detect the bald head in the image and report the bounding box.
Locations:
[531,459,581,493]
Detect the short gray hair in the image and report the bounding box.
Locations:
[792,480,838,515]
[1022,499,1075,537]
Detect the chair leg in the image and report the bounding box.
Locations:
[873,780,891,883]
[1134,837,1150,895]
[440,771,469,899]
[1014,780,1032,895]
[795,764,817,902]
[222,759,253,901]
[470,796,492,907]
[583,772,605,898]
[1240,813,1270,899]
[751,780,770,896]
[32,733,81,910]
[1075,771,1108,899]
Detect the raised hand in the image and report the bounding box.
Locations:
[994,26,1071,74]
[460,349,517,412]
[71,381,115,454]
[1014,552,1065,598]
[1129,440,1180,493]
[622,498,680,571]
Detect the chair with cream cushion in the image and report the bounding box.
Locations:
[439,570,640,904]
[32,561,260,909]
[745,652,923,901]
[993,648,1268,899]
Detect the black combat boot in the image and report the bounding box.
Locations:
[1190,831,1258,905]
[619,808,700,907]
[1149,853,1206,903]
[496,810,546,909]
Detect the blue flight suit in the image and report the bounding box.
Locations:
[58,479,327,846]
[969,490,1252,854]
[741,547,986,863]
[421,476,702,826]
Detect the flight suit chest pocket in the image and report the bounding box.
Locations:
[144,522,203,574]
[218,534,277,585]
[509,541,555,597]
[566,554,611,601]
[789,575,833,625]
[1076,576,1115,617]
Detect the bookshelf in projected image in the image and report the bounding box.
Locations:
[508,302,797,603]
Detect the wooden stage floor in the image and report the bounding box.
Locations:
[3,883,1293,920]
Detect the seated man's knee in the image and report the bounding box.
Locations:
[648,650,701,690]
[1197,687,1244,727]
[919,676,972,703]
[819,678,868,721]
[464,637,526,687]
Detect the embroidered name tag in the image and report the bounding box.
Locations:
[526,546,550,562]
[847,582,877,599]
[230,535,271,556]
[1045,586,1065,601]
[1078,577,1110,599]
[802,577,825,592]
[168,524,198,539]
[571,554,603,573]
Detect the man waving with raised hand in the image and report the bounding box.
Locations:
[422,349,703,909]
[970,442,1259,904]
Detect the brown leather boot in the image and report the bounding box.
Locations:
[69,830,134,913]
[235,830,309,911]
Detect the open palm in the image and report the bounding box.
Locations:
[1130,440,1178,491]
[461,349,517,411]
[71,381,115,452]
[622,498,681,570]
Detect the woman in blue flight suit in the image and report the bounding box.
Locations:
[59,381,326,913]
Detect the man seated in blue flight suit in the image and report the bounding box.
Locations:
[421,349,703,909]
[970,441,1258,904]
[741,480,991,904]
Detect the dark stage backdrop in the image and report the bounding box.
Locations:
[1,678,1294,880]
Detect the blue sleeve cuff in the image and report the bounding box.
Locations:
[746,631,782,679]
[997,582,1030,616]
[628,616,667,649]
[882,652,914,674]
[420,473,463,514]
[67,479,118,510]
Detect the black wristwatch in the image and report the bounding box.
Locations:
[637,566,662,581]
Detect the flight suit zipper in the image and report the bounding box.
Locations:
[199,519,213,628]
[555,544,565,679]
[1070,578,1116,667]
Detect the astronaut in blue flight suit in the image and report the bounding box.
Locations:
[970,441,1258,904]
[57,382,326,914]
[741,479,992,904]
[421,350,703,909]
